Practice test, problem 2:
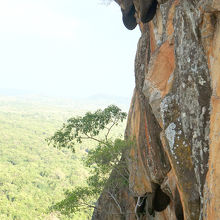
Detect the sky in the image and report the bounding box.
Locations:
[0,0,140,99]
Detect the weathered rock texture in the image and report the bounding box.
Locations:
[93,0,220,219]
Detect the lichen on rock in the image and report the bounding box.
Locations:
[92,0,220,219]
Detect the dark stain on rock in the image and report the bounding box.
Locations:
[121,0,158,30]
[122,4,137,30]
[140,0,158,23]
[174,187,184,220]
[153,184,170,212]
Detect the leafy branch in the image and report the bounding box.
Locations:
[47,105,132,216]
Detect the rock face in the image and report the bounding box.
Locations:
[93,0,220,219]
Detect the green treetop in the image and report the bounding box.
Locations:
[47,105,132,216]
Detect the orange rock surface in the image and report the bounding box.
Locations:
[93,1,220,219]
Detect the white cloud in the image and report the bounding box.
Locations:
[0,1,79,39]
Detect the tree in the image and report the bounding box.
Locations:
[47,105,132,216]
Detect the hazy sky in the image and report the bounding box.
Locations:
[0,0,140,98]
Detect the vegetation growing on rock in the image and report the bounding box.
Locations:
[48,105,132,216]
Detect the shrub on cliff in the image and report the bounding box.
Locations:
[47,105,131,216]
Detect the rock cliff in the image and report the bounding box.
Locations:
[93,0,220,219]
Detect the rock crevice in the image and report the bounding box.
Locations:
[92,0,220,219]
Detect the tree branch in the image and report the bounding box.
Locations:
[108,191,123,214]
[105,118,119,141]
[135,197,140,220]
[84,133,107,146]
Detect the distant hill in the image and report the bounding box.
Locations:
[86,93,130,105]
[0,88,131,111]
[0,88,40,96]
